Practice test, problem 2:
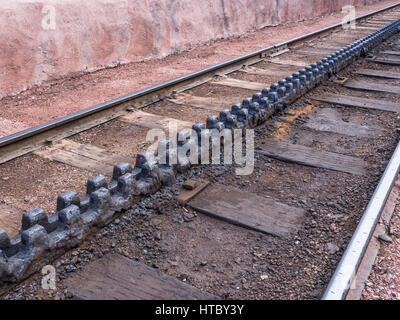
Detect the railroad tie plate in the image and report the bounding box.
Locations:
[256,139,367,175]
[294,47,338,56]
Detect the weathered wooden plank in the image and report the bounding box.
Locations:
[188,184,305,238]
[240,66,290,78]
[371,15,398,19]
[322,41,353,48]
[121,110,192,131]
[362,23,390,27]
[256,139,366,175]
[304,117,377,138]
[344,80,400,94]
[369,19,395,23]
[312,94,400,113]
[380,51,400,56]
[371,58,400,66]
[169,93,241,111]
[270,48,290,57]
[66,253,218,300]
[368,21,394,25]
[312,45,347,51]
[51,140,130,166]
[211,77,266,91]
[294,48,334,56]
[337,31,369,38]
[34,139,132,174]
[353,26,379,31]
[35,143,114,174]
[269,58,308,67]
[375,14,400,17]
[339,30,371,36]
[295,45,342,52]
[370,16,398,21]
[355,69,400,79]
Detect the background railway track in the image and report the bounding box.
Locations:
[1,4,400,300]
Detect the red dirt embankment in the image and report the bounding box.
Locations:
[0,0,389,99]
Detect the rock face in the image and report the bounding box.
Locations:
[0,0,386,97]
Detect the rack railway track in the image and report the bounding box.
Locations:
[2,3,400,300]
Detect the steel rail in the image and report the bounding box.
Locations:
[0,2,400,155]
[323,141,400,300]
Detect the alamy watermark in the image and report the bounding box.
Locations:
[41,265,56,290]
[342,5,356,30]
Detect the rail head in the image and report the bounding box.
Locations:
[322,140,400,300]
